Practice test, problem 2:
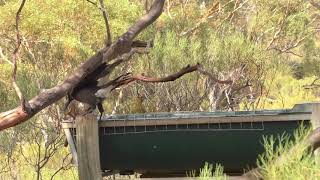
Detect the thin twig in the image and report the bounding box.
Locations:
[145,0,149,13]
[0,47,13,65]
[12,0,28,110]
[303,77,320,89]
[197,66,233,84]
[271,32,316,56]
[87,0,112,46]
[98,0,112,46]
[86,0,97,6]
[216,0,248,28]
[50,153,72,180]
[310,0,320,9]
[179,1,220,36]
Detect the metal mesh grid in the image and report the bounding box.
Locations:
[100,109,294,122]
[95,107,313,135]
[64,104,313,137]
[101,119,265,135]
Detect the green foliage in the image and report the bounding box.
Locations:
[256,71,320,109]
[302,38,320,76]
[199,162,226,180]
[0,0,144,112]
[1,0,320,178]
[205,30,268,73]
[0,62,58,111]
[187,162,227,179]
[257,125,320,179]
[249,0,315,52]
[0,0,142,44]
[0,142,78,180]
[191,125,320,179]
[148,21,271,74]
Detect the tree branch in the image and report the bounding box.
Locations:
[98,0,112,46]
[50,153,72,180]
[125,0,164,40]
[0,0,166,131]
[197,65,233,84]
[94,64,201,97]
[86,0,112,46]
[130,64,201,83]
[12,0,30,112]
[0,47,13,65]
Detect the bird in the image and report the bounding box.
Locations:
[63,40,150,149]
[64,61,108,120]
[63,40,150,120]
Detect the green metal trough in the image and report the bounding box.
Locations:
[62,103,314,176]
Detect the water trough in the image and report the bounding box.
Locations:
[62,103,316,176]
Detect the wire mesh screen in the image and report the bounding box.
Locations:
[100,111,266,135]
[63,106,312,143]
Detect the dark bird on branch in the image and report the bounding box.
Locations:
[63,39,200,122]
[63,40,151,120]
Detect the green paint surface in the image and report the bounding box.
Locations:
[98,121,306,173]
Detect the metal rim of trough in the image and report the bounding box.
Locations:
[62,103,314,129]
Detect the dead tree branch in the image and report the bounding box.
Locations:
[130,64,200,83]
[97,64,201,92]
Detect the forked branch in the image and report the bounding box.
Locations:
[96,64,201,92]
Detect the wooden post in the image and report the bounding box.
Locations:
[76,114,102,180]
[311,103,320,164]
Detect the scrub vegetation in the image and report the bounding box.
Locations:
[0,0,320,179]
